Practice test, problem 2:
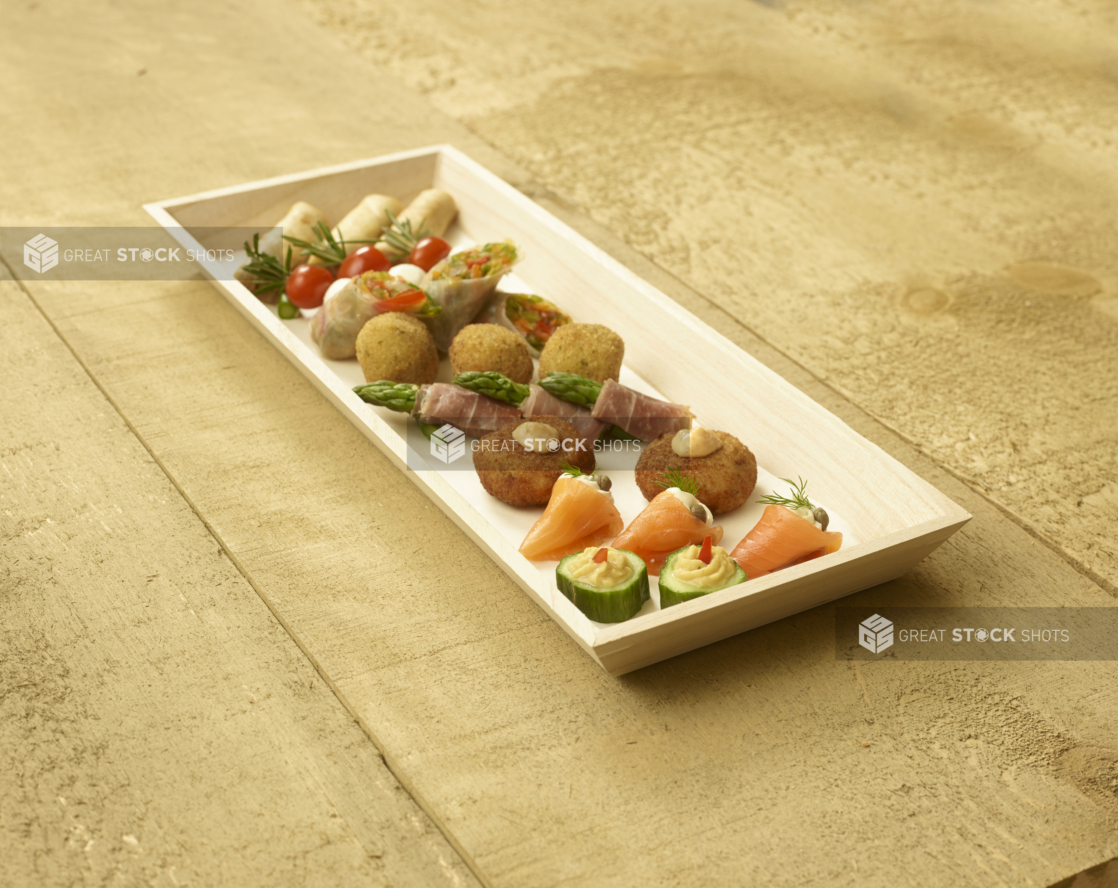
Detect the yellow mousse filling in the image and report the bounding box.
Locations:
[670,545,736,589]
[567,547,634,589]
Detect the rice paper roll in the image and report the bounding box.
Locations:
[422,240,520,352]
[492,292,572,356]
[376,189,458,261]
[311,271,440,360]
[331,194,403,256]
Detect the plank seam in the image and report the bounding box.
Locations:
[0,252,494,888]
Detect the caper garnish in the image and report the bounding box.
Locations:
[812,507,829,531]
[597,473,612,492]
[690,503,708,522]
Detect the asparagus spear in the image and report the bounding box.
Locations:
[537,372,602,407]
[453,371,530,406]
[353,381,418,412]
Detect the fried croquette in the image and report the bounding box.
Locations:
[355,312,439,385]
[449,323,534,384]
[635,431,757,515]
[475,416,596,507]
[537,323,624,383]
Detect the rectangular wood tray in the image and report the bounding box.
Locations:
[145,145,970,675]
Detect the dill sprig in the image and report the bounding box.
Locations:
[655,467,699,496]
[379,209,431,258]
[282,220,378,267]
[559,460,591,478]
[241,233,292,296]
[758,476,814,511]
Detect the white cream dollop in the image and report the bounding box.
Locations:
[513,421,560,453]
[790,504,823,529]
[664,488,713,525]
[672,426,722,458]
[559,472,613,501]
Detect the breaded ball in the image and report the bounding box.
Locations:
[537,323,624,383]
[635,430,757,515]
[355,312,439,385]
[474,416,596,507]
[449,324,533,384]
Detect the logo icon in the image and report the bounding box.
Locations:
[139,248,155,262]
[23,234,59,273]
[430,423,466,464]
[858,614,894,654]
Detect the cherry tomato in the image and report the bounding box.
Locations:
[338,245,390,278]
[408,236,452,272]
[285,264,334,309]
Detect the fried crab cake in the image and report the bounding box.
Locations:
[635,429,757,515]
[475,416,596,507]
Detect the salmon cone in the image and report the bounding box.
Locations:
[730,505,842,579]
[612,491,723,576]
[519,477,624,562]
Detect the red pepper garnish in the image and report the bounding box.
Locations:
[592,547,609,563]
[374,288,426,313]
[698,535,713,565]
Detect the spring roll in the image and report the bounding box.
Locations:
[258,201,328,267]
[376,188,458,261]
[235,200,328,302]
[332,194,403,257]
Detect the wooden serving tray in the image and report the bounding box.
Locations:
[145,145,970,675]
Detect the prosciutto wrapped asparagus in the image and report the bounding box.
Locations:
[412,383,523,438]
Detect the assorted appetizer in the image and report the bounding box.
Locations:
[311,271,440,360]
[537,323,624,383]
[375,189,458,262]
[611,472,723,576]
[634,427,757,514]
[491,292,572,356]
[730,478,843,579]
[236,202,328,303]
[243,186,851,624]
[591,379,691,442]
[328,194,402,260]
[658,535,748,609]
[474,417,595,507]
[518,384,605,443]
[535,372,690,442]
[556,546,650,624]
[519,466,624,562]
[424,240,521,351]
[449,324,533,385]
[356,314,439,385]
[413,383,524,438]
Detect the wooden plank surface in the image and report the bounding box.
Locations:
[1,0,1116,886]
[0,266,478,887]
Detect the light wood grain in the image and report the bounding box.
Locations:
[2,0,1117,884]
[0,271,479,888]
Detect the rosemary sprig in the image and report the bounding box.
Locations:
[283,220,377,267]
[757,476,814,511]
[241,234,292,297]
[379,209,431,258]
[655,467,699,496]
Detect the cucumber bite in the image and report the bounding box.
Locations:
[556,547,650,623]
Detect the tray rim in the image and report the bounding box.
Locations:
[144,143,971,674]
